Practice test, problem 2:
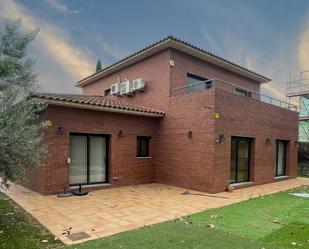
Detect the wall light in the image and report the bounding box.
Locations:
[118,130,124,138]
[216,134,225,144]
[57,126,64,135]
[265,138,272,145]
[187,131,192,139]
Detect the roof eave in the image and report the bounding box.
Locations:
[32,97,165,118]
[76,38,270,87]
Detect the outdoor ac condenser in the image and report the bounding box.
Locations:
[119,80,132,95]
[132,78,146,91]
[110,83,120,95]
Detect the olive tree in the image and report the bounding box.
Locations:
[0,19,46,187]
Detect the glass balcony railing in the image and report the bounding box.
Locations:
[170,78,298,111]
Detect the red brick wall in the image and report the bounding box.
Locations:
[212,88,298,192]
[26,105,159,195]
[155,90,216,192]
[27,48,298,194]
[82,49,171,112]
[169,49,261,94]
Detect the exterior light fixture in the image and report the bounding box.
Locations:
[57,126,64,135]
[216,134,225,144]
[187,131,192,139]
[265,138,272,145]
[118,130,123,138]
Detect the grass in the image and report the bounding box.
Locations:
[0,193,63,249]
[1,186,309,249]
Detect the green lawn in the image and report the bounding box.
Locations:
[1,186,309,249]
[0,192,62,249]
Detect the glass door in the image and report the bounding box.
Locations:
[230,137,251,183]
[275,140,287,176]
[70,135,87,185]
[70,134,108,185]
[89,136,107,183]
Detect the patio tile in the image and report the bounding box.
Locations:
[3,178,309,245]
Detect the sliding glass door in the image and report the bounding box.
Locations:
[230,137,251,183]
[70,134,108,185]
[275,140,287,176]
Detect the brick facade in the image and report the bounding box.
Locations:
[28,45,298,194]
[25,105,159,195]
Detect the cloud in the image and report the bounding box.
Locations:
[212,33,296,101]
[94,32,128,61]
[0,0,95,82]
[46,0,80,14]
[298,27,309,77]
[201,30,221,54]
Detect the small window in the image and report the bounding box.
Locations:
[187,73,211,92]
[235,88,252,97]
[104,88,111,96]
[137,136,150,157]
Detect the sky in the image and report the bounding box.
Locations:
[1,0,309,100]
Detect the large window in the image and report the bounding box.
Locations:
[187,73,211,92]
[275,140,287,177]
[230,137,251,183]
[70,134,108,185]
[137,136,150,157]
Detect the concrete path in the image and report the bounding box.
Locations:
[4,178,309,245]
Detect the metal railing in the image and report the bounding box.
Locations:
[171,78,298,111]
[286,78,309,96]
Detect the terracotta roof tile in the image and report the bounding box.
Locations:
[77,36,270,86]
[32,93,165,117]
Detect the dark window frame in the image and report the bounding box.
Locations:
[137,136,151,157]
[69,133,110,186]
[230,136,252,184]
[235,88,252,97]
[186,73,212,91]
[275,140,287,177]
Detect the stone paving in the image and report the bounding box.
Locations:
[4,178,309,245]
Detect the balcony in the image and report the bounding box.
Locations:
[171,79,298,112]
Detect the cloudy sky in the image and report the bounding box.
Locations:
[1,0,309,100]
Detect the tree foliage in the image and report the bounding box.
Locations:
[0,19,46,186]
[96,59,102,72]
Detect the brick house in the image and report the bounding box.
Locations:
[28,36,298,195]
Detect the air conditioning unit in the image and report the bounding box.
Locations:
[110,83,120,95]
[132,78,146,91]
[119,80,132,95]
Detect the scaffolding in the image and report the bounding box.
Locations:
[287,70,309,142]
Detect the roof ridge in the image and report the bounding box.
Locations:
[77,35,270,86]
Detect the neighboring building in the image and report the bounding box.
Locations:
[28,36,298,195]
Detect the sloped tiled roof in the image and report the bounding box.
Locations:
[32,93,165,117]
[77,36,270,87]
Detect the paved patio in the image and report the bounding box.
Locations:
[3,178,309,245]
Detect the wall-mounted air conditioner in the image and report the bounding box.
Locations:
[132,78,146,91]
[120,80,132,95]
[110,83,120,95]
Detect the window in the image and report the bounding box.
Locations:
[230,137,251,183]
[70,134,108,185]
[275,140,287,177]
[235,88,252,97]
[187,73,211,92]
[137,136,150,157]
